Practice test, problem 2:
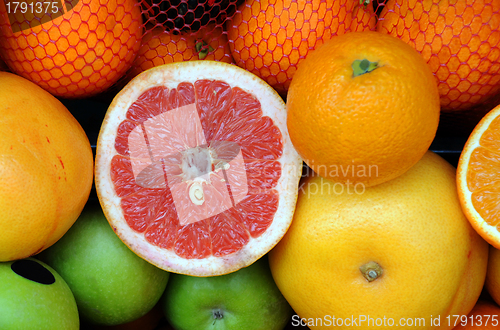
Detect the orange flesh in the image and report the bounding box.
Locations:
[111,80,283,259]
[467,115,500,228]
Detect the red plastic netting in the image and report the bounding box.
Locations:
[0,0,500,115]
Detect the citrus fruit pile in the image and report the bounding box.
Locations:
[2,0,500,329]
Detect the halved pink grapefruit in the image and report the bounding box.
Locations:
[95,61,302,276]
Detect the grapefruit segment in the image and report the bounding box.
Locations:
[458,104,500,249]
[95,61,302,276]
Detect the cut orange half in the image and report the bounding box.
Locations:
[457,104,500,249]
[95,61,302,276]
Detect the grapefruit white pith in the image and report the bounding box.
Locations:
[95,61,302,276]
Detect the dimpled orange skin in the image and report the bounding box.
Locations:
[378,0,500,112]
[227,0,376,96]
[269,151,489,330]
[286,31,440,187]
[127,25,234,80]
[0,0,142,98]
[0,72,93,261]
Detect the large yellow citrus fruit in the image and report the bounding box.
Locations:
[286,31,440,187]
[269,151,488,330]
[0,72,93,261]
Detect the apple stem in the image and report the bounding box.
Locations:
[213,308,224,324]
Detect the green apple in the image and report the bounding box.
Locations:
[0,258,79,329]
[162,255,293,330]
[38,202,170,326]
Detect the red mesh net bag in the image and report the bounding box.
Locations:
[136,0,376,95]
[1,0,500,118]
[0,0,376,99]
[375,0,500,135]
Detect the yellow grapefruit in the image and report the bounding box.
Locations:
[0,71,93,261]
[269,151,488,329]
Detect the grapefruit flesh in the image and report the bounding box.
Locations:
[96,61,302,276]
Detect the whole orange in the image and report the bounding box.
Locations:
[0,71,93,261]
[378,0,500,112]
[269,151,489,330]
[286,31,440,187]
[127,25,233,80]
[0,0,143,98]
[452,300,500,329]
[227,0,376,96]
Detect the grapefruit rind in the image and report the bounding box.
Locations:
[457,105,500,249]
[95,61,302,276]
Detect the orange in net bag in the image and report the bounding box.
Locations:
[227,0,377,96]
[378,0,500,112]
[0,0,143,99]
[126,24,234,82]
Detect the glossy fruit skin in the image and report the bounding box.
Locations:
[0,71,93,262]
[378,0,500,112]
[37,203,170,326]
[162,255,293,330]
[0,258,79,330]
[286,31,440,187]
[227,0,376,96]
[269,152,489,330]
[0,0,143,98]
